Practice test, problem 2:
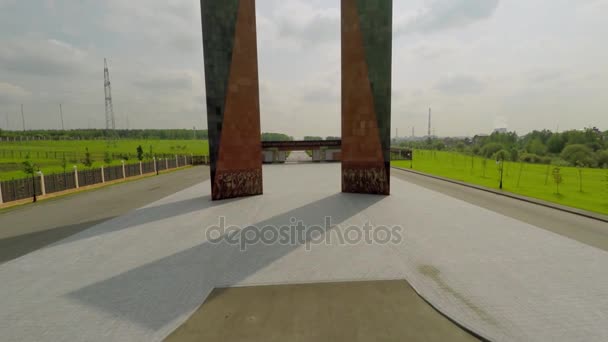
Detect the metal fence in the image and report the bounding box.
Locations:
[44,172,76,194]
[0,177,43,202]
[0,155,206,205]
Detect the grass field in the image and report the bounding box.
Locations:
[392,150,608,215]
[0,139,209,180]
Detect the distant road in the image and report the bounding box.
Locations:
[0,166,209,263]
[391,167,608,252]
[286,151,312,163]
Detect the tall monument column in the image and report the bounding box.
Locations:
[341,0,392,195]
[201,0,263,200]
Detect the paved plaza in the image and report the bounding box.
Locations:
[1,163,607,341]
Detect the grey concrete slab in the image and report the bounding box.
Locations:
[165,281,479,342]
[0,166,208,263]
[0,164,607,341]
[391,167,608,252]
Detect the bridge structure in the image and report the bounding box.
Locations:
[261,140,342,163]
[261,140,341,151]
[201,0,392,200]
[261,140,412,163]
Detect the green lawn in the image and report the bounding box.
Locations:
[0,139,208,180]
[392,150,608,215]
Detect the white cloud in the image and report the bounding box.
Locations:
[398,0,500,34]
[0,82,30,103]
[133,71,194,91]
[436,75,485,95]
[0,0,606,135]
[0,38,92,76]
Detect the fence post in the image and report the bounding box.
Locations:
[153,157,158,175]
[101,165,105,183]
[74,166,79,189]
[165,158,169,170]
[184,155,187,166]
[175,154,179,168]
[121,160,126,179]
[38,171,46,196]
[139,161,143,175]
[0,181,3,204]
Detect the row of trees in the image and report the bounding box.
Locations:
[0,129,208,140]
[398,128,608,168]
[260,133,340,141]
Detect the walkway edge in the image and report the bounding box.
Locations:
[0,166,194,211]
[391,166,608,223]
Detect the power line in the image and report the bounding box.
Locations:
[427,107,432,137]
[59,104,65,130]
[21,104,25,131]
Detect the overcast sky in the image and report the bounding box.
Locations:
[0,0,606,138]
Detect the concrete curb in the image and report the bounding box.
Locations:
[391,166,608,223]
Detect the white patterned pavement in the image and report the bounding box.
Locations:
[1,163,607,341]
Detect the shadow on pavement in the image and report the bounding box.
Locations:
[67,192,384,331]
[0,218,115,264]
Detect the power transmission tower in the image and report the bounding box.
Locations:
[104,58,116,130]
[59,104,65,130]
[427,107,432,137]
[21,104,25,131]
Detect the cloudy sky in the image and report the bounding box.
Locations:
[0,0,606,138]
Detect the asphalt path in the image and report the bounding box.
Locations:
[0,166,209,263]
[2,165,605,264]
[391,167,608,252]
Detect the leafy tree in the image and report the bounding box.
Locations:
[432,141,445,151]
[552,167,563,195]
[596,150,608,168]
[0,128,209,140]
[103,151,112,165]
[22,155,37,176]
[60,153,68,173]
[304,136,323,141]
[560,144,595,167]
[325,136,340,140]
[136,145,144,161]
[82,147,93,168]
[481,143,504,158]
[22,155,39,202]
[525,138,547,156]
[576,163,584,193]
[493,149,511,162]
[510,149,519,162]
[261,132,293,141]
[493,151,509,189]
[547,134,566,154]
